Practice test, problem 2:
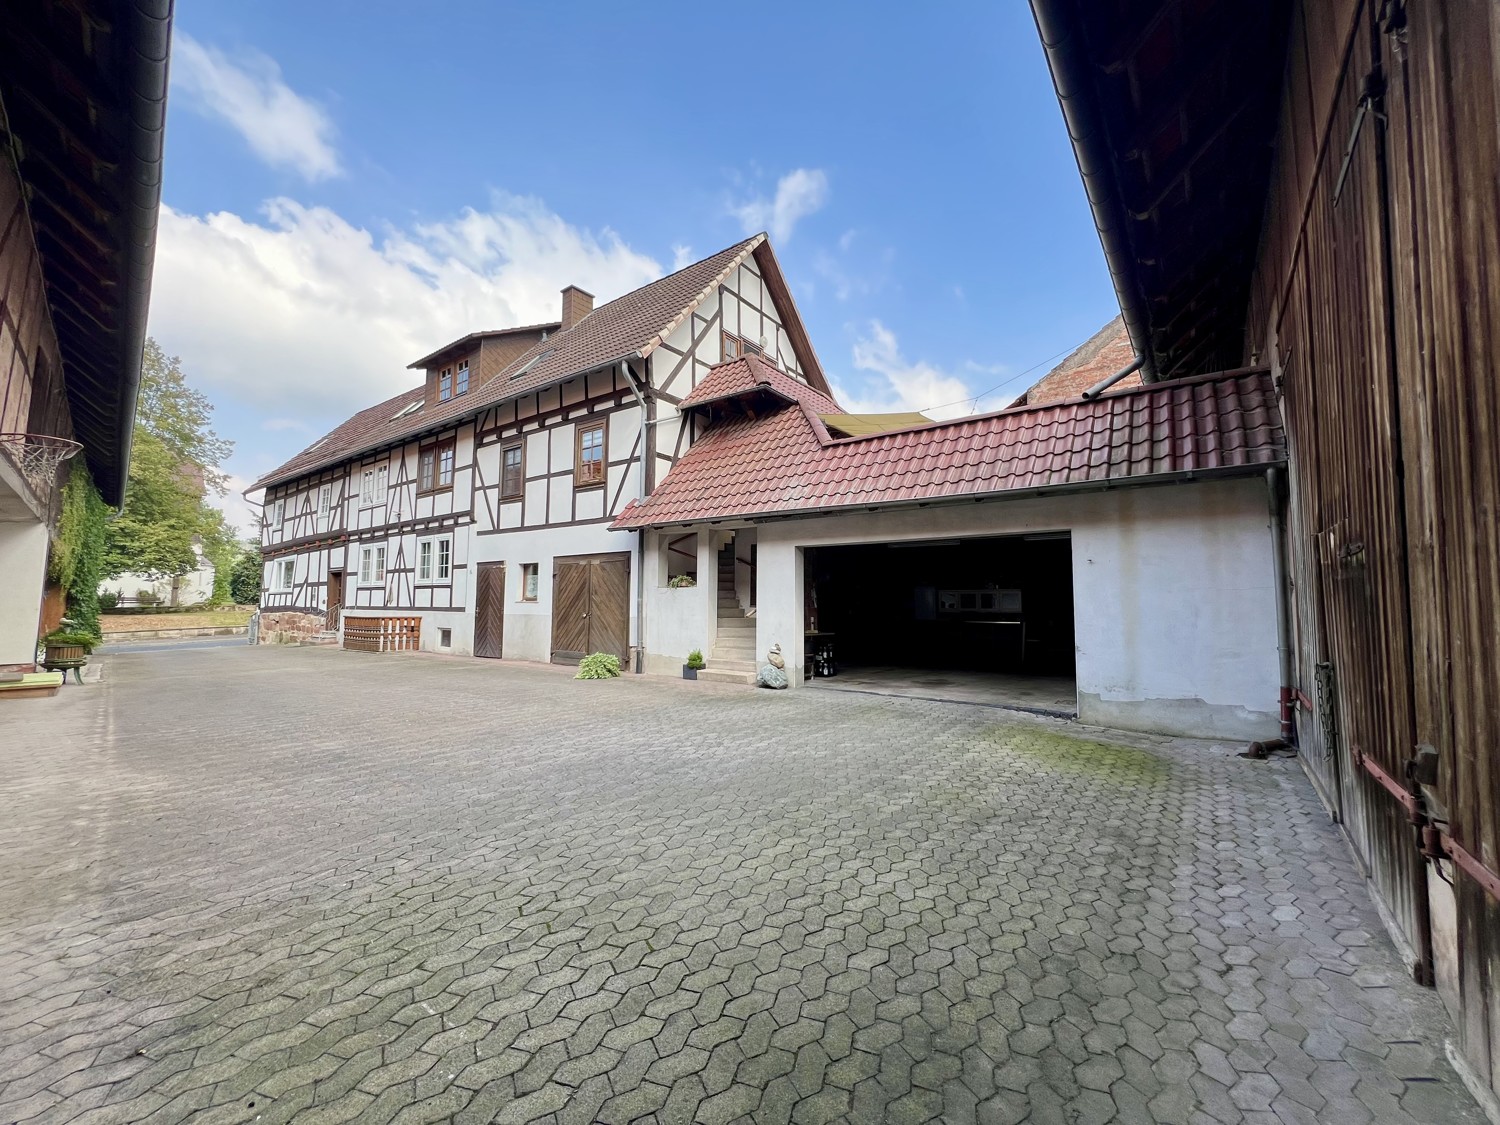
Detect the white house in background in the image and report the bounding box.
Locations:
[247,234,831,662]
[99,543,215,607]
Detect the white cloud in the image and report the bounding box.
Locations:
[833,320,1010,421]
[147,195,663,422]
[730,168,829,244]
[209,473,263,539]
[671,244,694,270]
[172,35,342,181]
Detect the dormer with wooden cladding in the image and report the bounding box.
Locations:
[407,323,560,411]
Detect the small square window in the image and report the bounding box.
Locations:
[522,563,539,601]
[722,332,741,362]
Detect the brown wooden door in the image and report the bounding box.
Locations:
[327,570,343,631]
[588,556,630,661]
[551,553,630,663]
[551,559,591,662]
[474,563,505,659]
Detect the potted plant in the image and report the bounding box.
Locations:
[40,628,97,684]
[667,573,696,588]
[684,649,705,680]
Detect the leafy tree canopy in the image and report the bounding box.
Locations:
[134,338,232,493]
[104,339,236,582]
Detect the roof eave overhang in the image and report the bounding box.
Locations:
[611,459,1286,532]
[1029,0,1159,381]
[1,1,173,506]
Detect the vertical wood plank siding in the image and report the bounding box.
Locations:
[1247,0,1500,1090]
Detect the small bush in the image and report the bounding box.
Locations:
[686,649,705,670]
[575,652,622,680]
[135,588,163,607]
[667,574,696,588]
[98,589,120,610]
[42,629,98,653]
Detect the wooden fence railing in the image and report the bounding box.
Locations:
[342,616,420,653]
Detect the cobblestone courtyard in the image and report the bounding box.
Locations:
[0,646,1484,1124]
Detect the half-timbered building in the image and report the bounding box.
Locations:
[250,234,830,665]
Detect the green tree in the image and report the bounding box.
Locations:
[230,546,262,605]
[104,339,236,582]
[134,338,233,494]
[103,429,204,579]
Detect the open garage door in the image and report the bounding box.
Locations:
[804,533,1077,714]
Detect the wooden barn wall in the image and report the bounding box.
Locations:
[1247,0,1500,1095]
[1383,0,1500,1087]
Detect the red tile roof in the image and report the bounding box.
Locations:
[613,363,1284,528]
[1012,316,1141,406]
[679,354,842,414]
[251,235,788,493]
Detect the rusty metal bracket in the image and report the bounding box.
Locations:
[1353,745,1421,818]
[1437,835,1500,903]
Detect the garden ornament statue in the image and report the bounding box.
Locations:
[759,643,789,689]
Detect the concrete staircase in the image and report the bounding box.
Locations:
[700,546,758,685]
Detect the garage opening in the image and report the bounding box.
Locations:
[804,533,1076,714]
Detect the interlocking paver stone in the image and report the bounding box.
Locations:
[0,645,1487,1123]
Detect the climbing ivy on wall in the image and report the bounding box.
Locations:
[48,460,110,642]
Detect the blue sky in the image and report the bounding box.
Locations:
[149,1,1119,533]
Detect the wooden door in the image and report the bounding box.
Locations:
[551,553,630,663]
[588,556,630,661]
[327,570,343,632]
[474,563,505,659]
[551,559,591,662]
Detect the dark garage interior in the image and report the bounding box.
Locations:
[804,533,1077,713]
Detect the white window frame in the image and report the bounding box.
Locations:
[358,545,387,586]
[268,498,285,529]
[273,558,295,592]
[417,535,452,583]
[360,465,389,507]
[317,483,332,532]
[522,562,539,602]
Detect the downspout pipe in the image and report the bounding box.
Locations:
[1081,354,1145,400]
[619,358,650,674]
[1267,466,1295,742]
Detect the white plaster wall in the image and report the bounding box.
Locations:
[746,478,1280,740]
[0,518,49,665]
[469,523,640,663]
[639,528,718,674]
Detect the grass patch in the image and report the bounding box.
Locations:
[100,608,255,633]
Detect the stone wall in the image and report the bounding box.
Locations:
[257,610,326,645]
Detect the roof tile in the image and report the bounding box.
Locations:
[614,367,1285,528]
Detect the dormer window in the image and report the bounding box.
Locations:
[438,367,452,401]
[455,359,469,396]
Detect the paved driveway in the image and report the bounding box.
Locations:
[0,646,1483,1124]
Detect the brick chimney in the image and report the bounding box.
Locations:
[560,285,594,330]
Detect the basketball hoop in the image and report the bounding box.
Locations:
[0,432,83,496]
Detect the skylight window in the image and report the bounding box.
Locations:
[392,400,423,421]
[509,349,555,380]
